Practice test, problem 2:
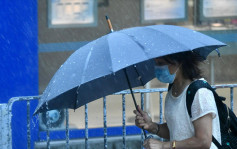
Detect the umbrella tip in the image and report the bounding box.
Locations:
[105,15,114,33]
[215,49,221,57]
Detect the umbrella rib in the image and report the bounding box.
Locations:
[117,32,151,60]
[74,41,96,109]
[106,35,116,73]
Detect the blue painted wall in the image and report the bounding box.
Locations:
[0,1,38,149]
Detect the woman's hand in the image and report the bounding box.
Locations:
[133,105,154,131]
[143,138,169,149]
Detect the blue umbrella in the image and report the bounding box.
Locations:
[34,24,226,117]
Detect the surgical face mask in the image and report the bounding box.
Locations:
[154,65,176,83]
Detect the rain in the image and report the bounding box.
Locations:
[1,0,237,149]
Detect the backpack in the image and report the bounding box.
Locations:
[168,80,237,149]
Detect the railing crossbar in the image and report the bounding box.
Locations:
[5,84,237,149]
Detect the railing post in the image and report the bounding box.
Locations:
[141,93,145,149]
[65,108,70,149]
[27,101,31,149]
[85,104,89,149]
[122,94,126,149]
[103,97,108,149]
[0,104,10,149]
[159,92,163,124]
[230,87,234,111]
[159,92,164,142]
[46,111,51,149]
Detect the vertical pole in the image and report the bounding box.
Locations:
[103,97,108,149]
[85,104,89,149]
[122,94,126,149]
[145,82,151,114]
[65,109,70,149]
[211,57,215,85]
[159,92,163,142]
[159,92,163,124]
[27,101,31,149]
[230,87,234,111]
[141,93,145,149]
[46,111,51,149]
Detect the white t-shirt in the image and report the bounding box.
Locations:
[164,80,221,149]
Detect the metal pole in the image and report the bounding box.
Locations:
[103,97,108,149]
[85,104,89,149]
[159,92,164,142]
[46,111,51,149]
[27,101,31,149]
[145,82,151,113]
[122,94,126,149]
[65,109,70,149]
[230,87,234,111]
[141,93,145,149]
[211,57,215,85]
[159,92,163,124]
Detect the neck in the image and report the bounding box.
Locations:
[171,71,192,97]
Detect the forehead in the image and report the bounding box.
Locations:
[154,57,169,65]
[154,57,165,62]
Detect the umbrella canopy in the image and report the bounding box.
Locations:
[34,25,226,114]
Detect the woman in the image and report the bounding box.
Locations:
[134,51,221,149]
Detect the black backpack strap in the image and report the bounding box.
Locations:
[212,135,222,148]
[168,83,173,91]
[186,80,215,118]
[186,80,222,148]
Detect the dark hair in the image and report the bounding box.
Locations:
[162,51,204,81]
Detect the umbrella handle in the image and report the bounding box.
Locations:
[123,68,150,139]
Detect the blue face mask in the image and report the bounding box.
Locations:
[154,65,176,83]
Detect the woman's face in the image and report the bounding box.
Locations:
[154,58,180,75]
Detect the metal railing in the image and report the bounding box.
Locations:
[3,84,237,149]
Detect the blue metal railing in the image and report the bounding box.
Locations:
[6,84,237,149]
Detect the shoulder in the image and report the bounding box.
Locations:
[194,87,215,106]
[191,87,217,121]
[195,88,214,98]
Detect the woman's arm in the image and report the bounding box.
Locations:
[175,113,213,149]
[134,105,170,140]
[146,122,170,139]
[144,113,213,149]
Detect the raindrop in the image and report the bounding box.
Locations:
[32,115,39,128]
[46,102,49,110]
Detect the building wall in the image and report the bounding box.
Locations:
[38,0,237,94]
[38,0,142,44]
[0,1,38,149]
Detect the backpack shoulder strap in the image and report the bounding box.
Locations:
[186,80,214,118]
[168,83,173,91]
[186,80,223,148]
